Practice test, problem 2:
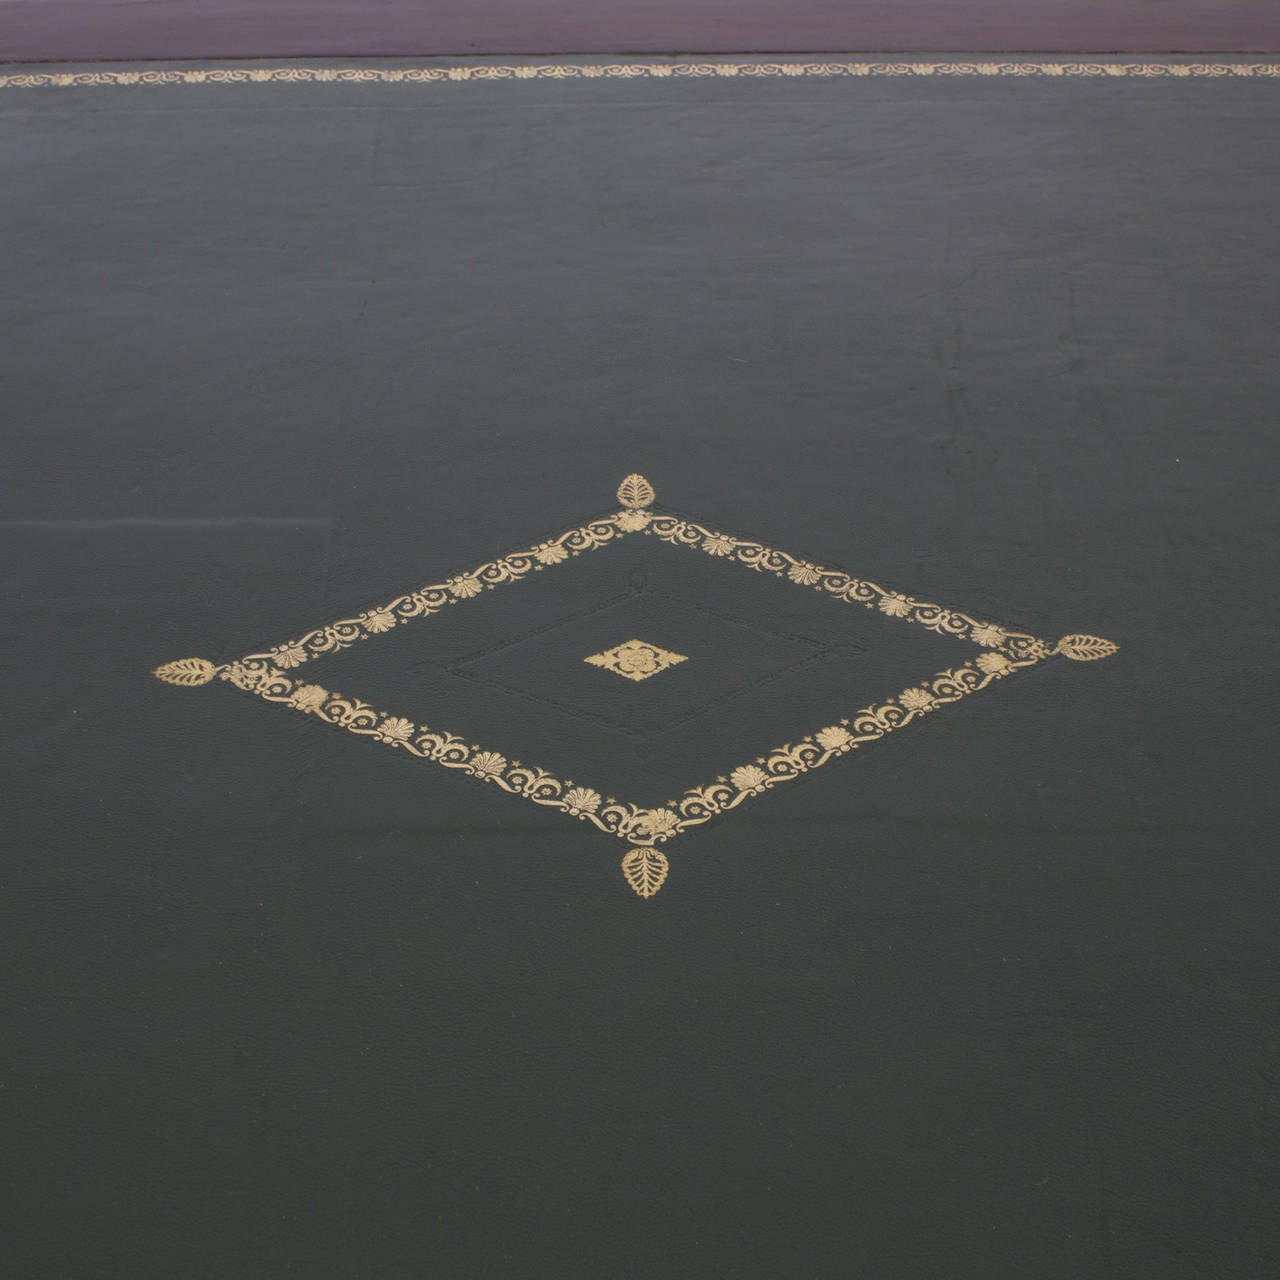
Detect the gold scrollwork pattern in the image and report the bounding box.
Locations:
[219,661,645,839]
[243,517,626,670]
[5,61,1280,92]
[672,651,1042,832]
[643,515,1048,662]
[156,473,1115,898]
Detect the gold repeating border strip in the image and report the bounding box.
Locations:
[219,661,645,840]
[237,497,1046,672]
[5,61,1280,91]
[199,644,1044,856]
[668,648,1046,837]
[642,514,1048,661]
[240,516,626,671]
[156,474,1116,897]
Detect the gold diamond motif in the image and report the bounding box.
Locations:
[153,472,1116,899]
[584,638,688,683]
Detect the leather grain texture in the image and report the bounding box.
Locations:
[2,63,1278,1279]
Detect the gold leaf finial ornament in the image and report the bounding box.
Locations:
[617,473,655,510]
[1055,634,1119,661]
[621,846,669,898]
[154,657,218,686]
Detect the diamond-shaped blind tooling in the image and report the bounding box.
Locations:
[154,474,1117,898]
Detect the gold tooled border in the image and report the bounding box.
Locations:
[156,475,1116,895]
[3,60,1280,91]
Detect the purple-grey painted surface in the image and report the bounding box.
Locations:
[4,0,1280,63]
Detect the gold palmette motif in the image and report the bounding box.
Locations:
[156,473,1116,898]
